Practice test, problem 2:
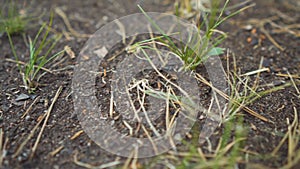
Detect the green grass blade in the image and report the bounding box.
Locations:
[34,12,54,58]
[6,28,21,71]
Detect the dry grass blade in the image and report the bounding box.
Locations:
[276,73,300,79]
[0,129,2,166]
[13,112,47,158]
[54,7,91,38]
[123,77,141,123]
[49,145,64,157]
[253,57,265,89]
[0,128,8,166]
[29,86,63,159]
[241,68,270,77]
[197,147,207,162]
[272,107,298,156]
[70,130,84,140]
[195,73,269,122]
[281,150,300,169]
[287,71,300,97]
[74,151,121,169]
[122,147,139,169]
[21,96,40,118]
[50,129,84,157]
[260,24,284,51]
[5,59,53,74]
[141,124,159,154]
[122,150,135,169]
[135,80,161,137]
[123,120,133,136]
[288,107,299,165]
[276,107,300,169]
[165,87,171,133]
[248,17,284,51]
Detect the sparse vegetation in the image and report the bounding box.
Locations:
[134,0,254,70]
[196,53,293,123]
[130,116,247,169]
[0,0,299,168]
[121,1,299,168]
[0,1,29,35]
[7,13,64,93]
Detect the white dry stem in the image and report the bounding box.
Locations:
[165,87,171,133]
[123,120,133,136]
[109,91,114,118]
[136,80,161,137]
[124,77,142,123]
[141,124,159,155]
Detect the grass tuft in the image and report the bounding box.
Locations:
[0,1,30,35]
[134,0,254,70]
[7,13,64,93]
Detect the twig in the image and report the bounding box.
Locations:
[29,86,63,159]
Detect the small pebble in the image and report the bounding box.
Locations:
[174,133,182,141]
[273,80,285,86]
[250,38,258,46]
[243,24,253,31]
[15,93,30,102]
[262,58,271,67]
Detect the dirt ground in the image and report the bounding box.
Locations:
[0,0,299,169]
